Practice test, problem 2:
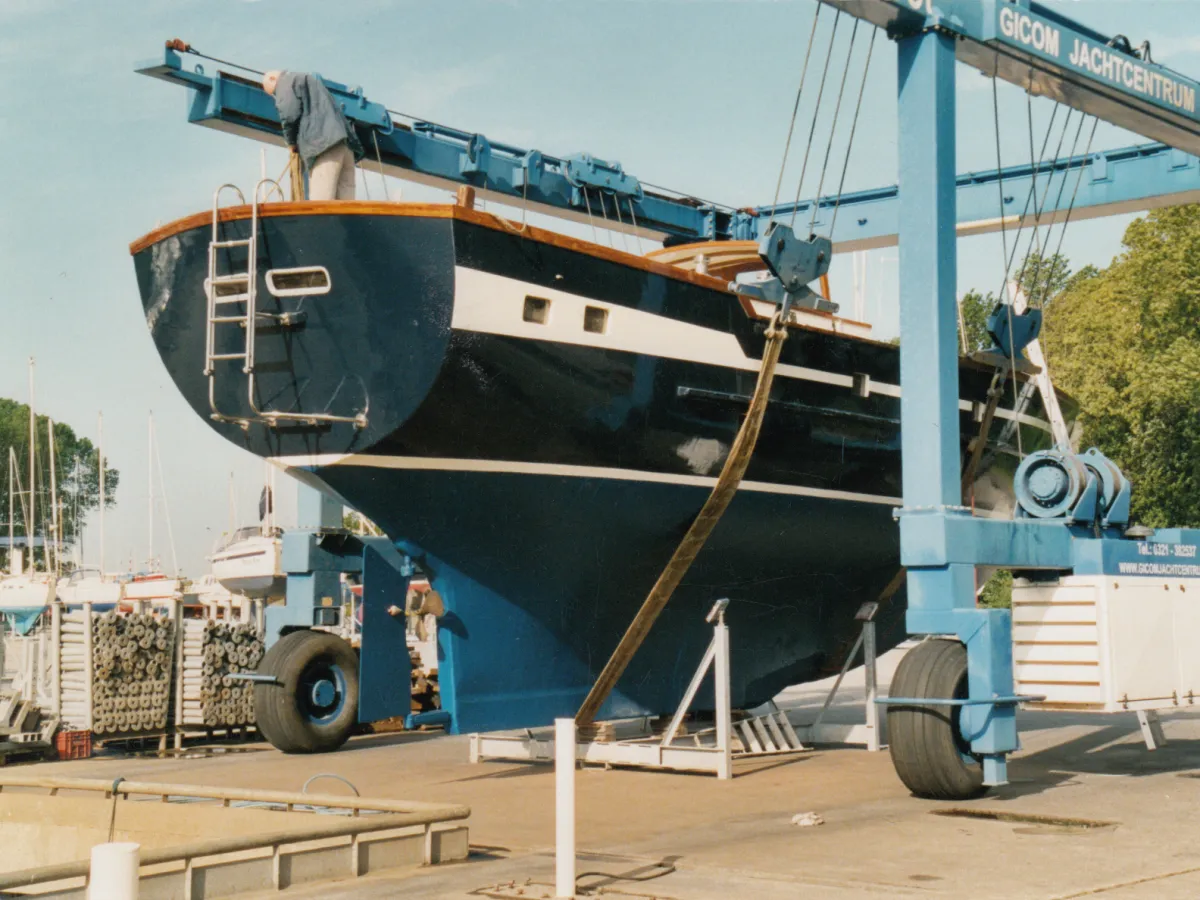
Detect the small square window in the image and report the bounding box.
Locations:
[583,305,609,334]
[523,296,550,324]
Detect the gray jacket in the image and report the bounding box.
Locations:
[273,72,365,169]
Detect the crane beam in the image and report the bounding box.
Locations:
[138,35,1200,249]
[817,1,1200,155]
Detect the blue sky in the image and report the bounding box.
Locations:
[0,0,1196,576]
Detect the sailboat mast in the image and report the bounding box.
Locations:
[98,412,105,577]
[27,358,36,570]
[148,411,154,568]
[48,418,58,575]
[7,450,14,575]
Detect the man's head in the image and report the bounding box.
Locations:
[263,70,282,96]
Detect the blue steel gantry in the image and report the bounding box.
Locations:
[138,0,1200,793]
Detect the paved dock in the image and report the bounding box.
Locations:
[19,652,1200,898]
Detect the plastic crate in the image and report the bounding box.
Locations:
[55,730,92,760]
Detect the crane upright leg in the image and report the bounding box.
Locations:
[894,28,1017,792]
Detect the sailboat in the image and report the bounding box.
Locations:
[57,412,123,609]
[209,465,285,599]
[0,361,57,634]
[131,195,1066,735]
[120,412,181,608]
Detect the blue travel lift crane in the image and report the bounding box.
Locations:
[140,0,1200,795]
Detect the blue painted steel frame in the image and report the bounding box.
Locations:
[896,30,1015,786]
[136,48,1200,248]
[273,526,413,726]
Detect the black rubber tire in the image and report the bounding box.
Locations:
[254,630,359,754]
[887,639,985,800]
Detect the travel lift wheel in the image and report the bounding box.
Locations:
[254,630,360,754]
[887,638,986,800]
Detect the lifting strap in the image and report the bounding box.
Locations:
[575,312,790,728]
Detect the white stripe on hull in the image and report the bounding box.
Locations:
[450,266,1052,433]
[272,453,903,507]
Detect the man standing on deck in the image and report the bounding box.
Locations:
[263,70,365,201]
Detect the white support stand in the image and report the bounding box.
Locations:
[1137,709,1167,751]
[794,602,884,750]
[555,718,575,900]
[470,600,805,778]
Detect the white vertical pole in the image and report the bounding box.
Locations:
[83,602,93,731]
[88,842,139,899]
[47,418,59,575]
[51,601,61,718]
[8,449,15,575]
[37,627,46,708]
[171,597,183,750]
[28,358,36,572]
[147,412,154,569]
[714,620,732,780]
[554,717,576,899]
[98,414,106,578]
[864,620,880,752]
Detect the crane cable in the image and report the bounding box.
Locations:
[788,10,844,230]
[770,4,825,218]
[991,90,1064,458]
[993,115,1098,454]
[1035,117,1099,308]
[1014,105,1079,302]
[828,29,877,238]
[576,311,790,728]
[808,19,862,236]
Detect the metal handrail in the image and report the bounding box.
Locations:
[0,775,469,891]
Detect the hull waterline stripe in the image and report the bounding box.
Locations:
[451,267,1052,434]
[272,454,903,507]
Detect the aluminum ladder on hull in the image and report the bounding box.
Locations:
[204,180,367,431]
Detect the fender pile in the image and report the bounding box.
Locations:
[179,620,264,728]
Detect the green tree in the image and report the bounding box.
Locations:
[0,399,118,567]
[1043,206,1200,528]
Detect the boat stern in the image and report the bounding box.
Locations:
[130,202,459,459]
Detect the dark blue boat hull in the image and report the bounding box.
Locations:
[131,204,1055,734]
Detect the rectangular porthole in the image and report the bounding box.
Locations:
[266,266,331,297]
[583,305,609,334]
[852,372,871,398]
[523,296,550,324]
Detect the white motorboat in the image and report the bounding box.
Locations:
[56,566,123,608]
[209,526,285,599]
[122,571,182,606]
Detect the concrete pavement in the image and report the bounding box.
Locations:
[14,651,1200,898]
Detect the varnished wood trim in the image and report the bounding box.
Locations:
[128,201,732,294]
[1011,601,1097,607]
[129,202,455,255]
[1013,621,1097,627]
[1015,659,1099,666]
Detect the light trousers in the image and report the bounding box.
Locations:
[308,142,356,201]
